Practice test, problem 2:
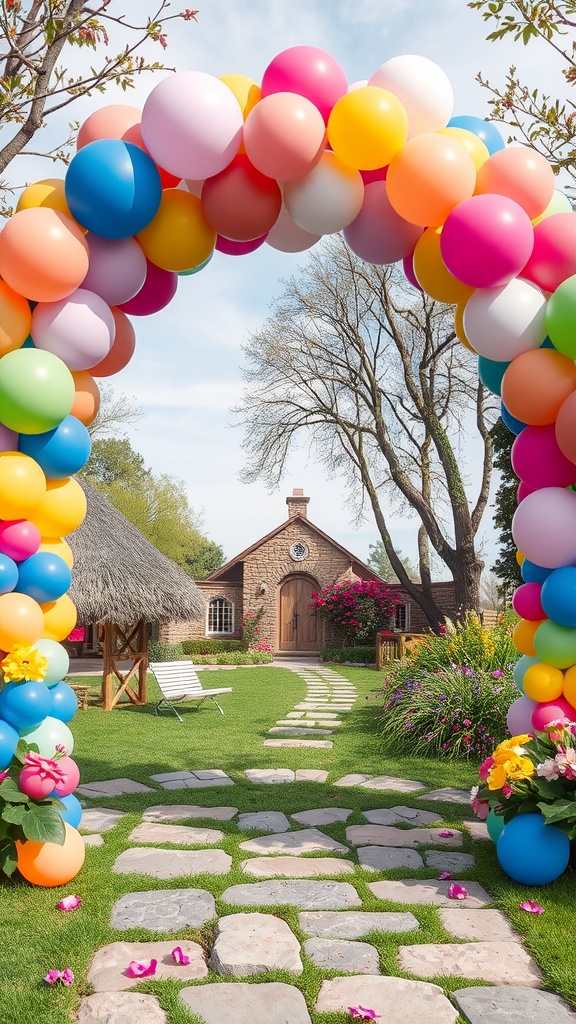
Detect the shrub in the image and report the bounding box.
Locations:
[322,645,376,664]
[405,612,517,674]
[310,579,398,645]
[239,607,272,651]
[148,641,183,662]
[182,639,244,655]
[190,651,274,665]
[376,663,518,760]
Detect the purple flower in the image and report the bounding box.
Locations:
[57,895,82,912]
[491,669,505,677]
[125,960,157,979]
[448,883,468,900]
[520,900,544,914]
[438,830,454,838]
[171,946,191,966]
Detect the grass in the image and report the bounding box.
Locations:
[2,664,575,1023]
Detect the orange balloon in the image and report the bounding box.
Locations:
[475,146,555,221]
[0,452,46,521]
[30,477,87,537]
[70,371,100,426]
[137,189,216,272]
[454,299,475,352]
[90,308,135,377]
[556,391,576,464]
[437,127,490,172]
[0,280,32,356]
[77,103,141,148]
[387,133,477,227]
[513,618,545,657]
[16,823,85,887]
[0,592,44,649]
[516,550,525,566]
[38,538,74,569]
[0,208,89,302]
[563,664,576,708]
[413,228,474,304]
[41,594,77,641]
[501,349,576,426]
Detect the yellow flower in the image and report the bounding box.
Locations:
[1,644,48,683]
[488,764,508,790]
[506,756,535,781]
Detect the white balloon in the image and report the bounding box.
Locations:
[512,487,576,569]
[463,279,547,362]
[32,288,115,371]
[369,54,454,136]
[266,204,321,253]
[284,152,364,236]
[348,79,369,92]
[81,235,147,307]
[184,179,205,198]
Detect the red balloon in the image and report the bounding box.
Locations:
[202,155,282,242]
[122,123,181,189]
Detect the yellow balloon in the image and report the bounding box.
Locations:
[523,662,564,703]
[16,178,80,226]
[454,298,475,352]
[413,228,474,305]
[327,86,408,171]
[41,594,77,642]
[0,453,46,521]
[563,664,576,708]
[437,128,490,172]
[219,74,261,119]
[516,550,525,567]
[137,189,216,273]
[38,537,74,569]
[30,478,86,537]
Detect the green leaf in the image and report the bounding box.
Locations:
[1,804,27,826]
[538,799,576,824]
[0,779,30,805]
[0,837,18,877]
[20,805,65,845]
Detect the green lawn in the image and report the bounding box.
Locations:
[2,665,574,1024]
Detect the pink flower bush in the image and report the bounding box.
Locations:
[310,579,398,644]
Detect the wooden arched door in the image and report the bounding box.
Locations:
[278,575,321,652]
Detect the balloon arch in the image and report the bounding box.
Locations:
[0,48,574,887]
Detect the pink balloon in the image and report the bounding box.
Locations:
[52,756,80,796]
[243,93,326,181]
[261,46,348,124]
[512,582,544,621]
[402,254,422,291]
[0,425,17,453]
[343,181,422,265]
[507,694,538,734]
[0,519,41,561]
[31,288,115,371]
[531,696,576,731]
[522,212,576,293]
[512,486,576,569]
[511,424,576,489]
[360,166,388,184]
[266,204,321,253]
[441,194,534,288]
[81,234,147,307]
[517,481,536,503]
[118,259,178,316]
[216,234,268,255]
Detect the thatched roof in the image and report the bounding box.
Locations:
[68,479,204,625]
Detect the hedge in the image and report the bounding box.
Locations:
[147,641,184,662]
[182,639,244,655]
[321,645,376,664]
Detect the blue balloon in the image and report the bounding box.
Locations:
[49,682,78,724]
[521,560,552,585]
[540,337,555,350]
[19,414,91,479]
[478,356,510,397]
[497,812,570,884]
[0,719,19,770]
[448,115,505,154]
[541,566,576,628]
[52,791,82,828]
[0,681,52,730]
[65,140,162,239]
[16,552,72,604]
[501,401,526,435]
[0,552,18,595]
[513,654,540,694]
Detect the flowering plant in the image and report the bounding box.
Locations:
[473,722,576,838]
[310,579,398,645]
[0,740,66,878]
[1,644,47,683]
[239,607,267,650]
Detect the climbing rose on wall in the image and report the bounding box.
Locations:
[310,580,399,645]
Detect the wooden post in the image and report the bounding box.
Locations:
[100,620,148,710]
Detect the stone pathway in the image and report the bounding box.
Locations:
[265,663,359,748]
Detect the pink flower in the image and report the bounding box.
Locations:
[44,968,74,985]
[555,746,576,780]
[62,968,74,986]
[171,946,191,966]
[501,783,514,799]
[470,785,490,819]
[57,895,82,912]
[448,883,468,900]
[520,900,544,914]
[44,970,63,984]
[438,830,454,838]
[438,871,453,880]
[349,1008,382,1021]
[125,960,157,978]
[537,758,561,781]
[0,770,9,783]
[23,752,67,785]
[479,756,494,781]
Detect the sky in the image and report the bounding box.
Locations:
[4,1,567,572]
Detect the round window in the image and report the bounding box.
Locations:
[289,541,309,561]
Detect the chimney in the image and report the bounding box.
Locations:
[286,488,310,520]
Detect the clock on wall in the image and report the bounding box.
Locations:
[289,541,309,562]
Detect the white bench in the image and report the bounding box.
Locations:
[149,660,232,722]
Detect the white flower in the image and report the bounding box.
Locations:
[536,758,560,781]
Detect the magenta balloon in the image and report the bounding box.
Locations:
[402,253,422,291]
[118,259,178,316]
[517,480,536,504]
[512,486,576,568]
[0,424,17,452]
[531,696,576,731]
[511,424,576,489]
[215,233,268,256]
[507,694,538,734]
[522,212,576,293]
[81,234,147,306]
[261,46,348,123]
[441,194,534,288]
[360,166,388,184]
[512,582,544,621]
[343,181,422,265]
[0,519,41,561]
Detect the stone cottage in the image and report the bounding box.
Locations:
[160,489,457,654]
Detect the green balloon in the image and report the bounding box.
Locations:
[545,273,576,358]
[534,619,576,669]
[32,639,70,687]
[19,715,74,757]
[487,808,505,843]
[0,349,75,434]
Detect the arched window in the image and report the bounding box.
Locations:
[207,597,234,635]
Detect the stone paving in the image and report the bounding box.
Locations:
[265,663,358,747]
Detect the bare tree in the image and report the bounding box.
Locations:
[237,237,498,629]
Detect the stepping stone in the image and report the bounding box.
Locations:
[245,769,295,784]
[183,777,235,789]
[452,986,576,1024]
[264,739,333,748]
[239,828,348,856]
[275,720,341,729]
[315,976,458,1022]
[363,806,442,827]
[291,808,353,826]
[294,703,322,710]
[357,846,424,871]
[83,833,104,847]
[150,771,193,782]
[128,823,224,845]
[295,769,329,783]
[78,992,167,1024]
[142,804,238,822]
[463,818,491,841]
[238,811,291,833]
[304,937,380,974]
[361,775,426,793]
[76,778,153,797]
[111,888,215,932]
[87,939,207,991]
[286,712,305,718]
[368,878,490,908]
[241,856,354,878]
[180,982,312,1024]
[267,727,333,735]
[335,774,372,787]
[221,880,361,910]
[211,912,302,976]
[299,910,419,938]
[113,847,232,879]
[347,825,462,848]
[398,941,542,986]
[419,787,471,804]
[80,807,126,832]
[305,712,339,718]
[194,769,231,780]
[424,851,475,872]
[439,908,518,942]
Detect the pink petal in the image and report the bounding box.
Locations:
[125,959,157,978]
[520,900,545,914]
[57,895,82,912]
[61,968,74,986]
[438,830,454,837]
[44,970,62,984]
[438,871,453,880]
[171,946,191,966]
[448,883,468,900]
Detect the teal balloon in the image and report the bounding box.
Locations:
[487,808,505,843]
[513,654,539,694]
[0,349,74,434]
[478,355,511,396]
[19,715,74,756]
[534,619,576,669]
[178,253,213,276]
[31,639,69,686]
[546,273,576,359]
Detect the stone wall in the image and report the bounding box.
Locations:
[159,582,243,643]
